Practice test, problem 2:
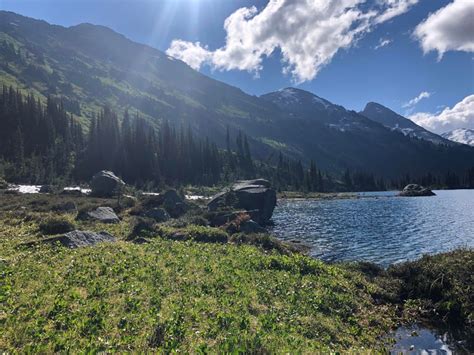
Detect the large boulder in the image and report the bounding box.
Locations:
[90,170,125,197]
[208,179,277,225]
[77,207,120,223]
[399,184,436,197]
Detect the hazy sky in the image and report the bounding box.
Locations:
[1,0,473,132]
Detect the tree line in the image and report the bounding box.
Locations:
[1,86,473,191]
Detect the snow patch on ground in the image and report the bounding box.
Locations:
[7,185,91,194]
[64,187,91,194]
[8,185,42,194]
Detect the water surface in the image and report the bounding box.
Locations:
[271,190,474,266]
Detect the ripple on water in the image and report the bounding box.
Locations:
[270,190,474,266]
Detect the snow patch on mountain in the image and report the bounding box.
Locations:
[441,129,474,146]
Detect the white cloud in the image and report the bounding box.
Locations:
[374,37,392,49]
[414,0,474,59]
[166,40,212,70]
[409,95,474,133]
[166,0,419,83]
[402,91,432,108]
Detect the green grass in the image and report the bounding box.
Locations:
[0,193,472,352]
[0,209,395,352]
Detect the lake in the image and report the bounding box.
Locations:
[271,189,474,266]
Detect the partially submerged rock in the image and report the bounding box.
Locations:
[90,170,125,197]
[208,179,277,225]
[77,207,120,223]
[399,184,435,197]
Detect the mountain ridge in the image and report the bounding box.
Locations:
[1,10,473,178]
[360,102,453,146]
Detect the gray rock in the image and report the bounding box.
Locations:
[144,208,170,222]
[90,170,125,197]
[399,184,436,197]
[58,230,116,248]
[78,207,120,223]
[240,219,267,234]
[208,179,277,225]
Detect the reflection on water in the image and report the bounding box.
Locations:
[270,190,474,266]
[390,325,455,354]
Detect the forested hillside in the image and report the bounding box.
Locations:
[1,87,473,191]
[1,10,474,181]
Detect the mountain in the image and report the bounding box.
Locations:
[260,88,474,175]
[360,102,452,145]
[1,11,474,179]
[442,129,474,146]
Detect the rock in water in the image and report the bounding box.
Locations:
[77,207,120,223]
[90,170,125,197]
[208,179,277,225]
[399,184,436,197]
[58,230,116,248]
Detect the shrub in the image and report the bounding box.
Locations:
[0,177,8,189]
[161,225,228,244]
[230,233,285,253]
[388,249,474,327]
[186,225,228,243]
[39,216,76,235]
[188,215,209,226]
[127,217,157,240]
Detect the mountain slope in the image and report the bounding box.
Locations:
[442,129,474,146]
[360,102,452,145]
[1,11,473,178]
[260,88,474,176]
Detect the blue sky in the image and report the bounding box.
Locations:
[1,0,473,132]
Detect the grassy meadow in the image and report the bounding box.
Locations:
[0,192,472,352]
